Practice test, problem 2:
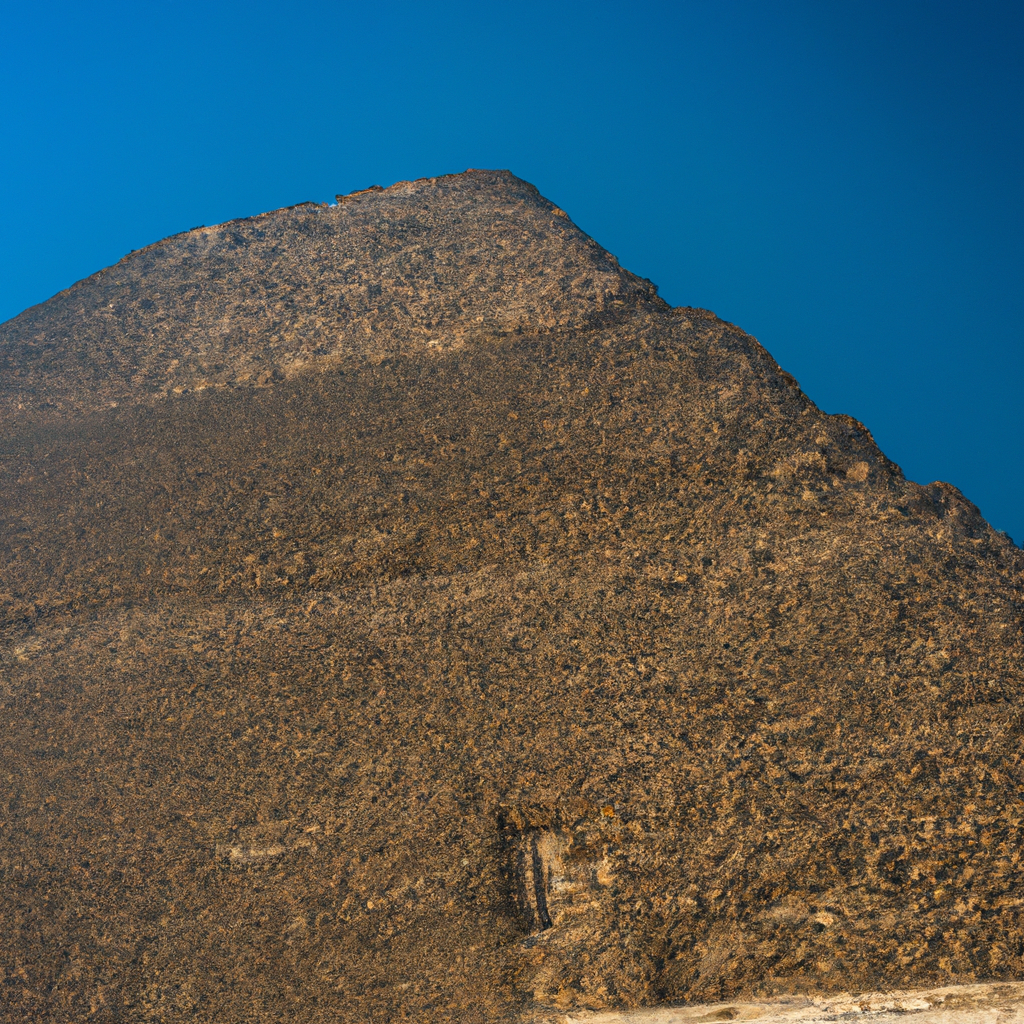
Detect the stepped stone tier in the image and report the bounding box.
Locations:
[1,170,1022,1023]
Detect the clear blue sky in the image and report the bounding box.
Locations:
[2,0,1021,543]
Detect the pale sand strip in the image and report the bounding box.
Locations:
[555,981,1024,1024]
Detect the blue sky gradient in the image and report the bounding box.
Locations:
[2,0,1021,542]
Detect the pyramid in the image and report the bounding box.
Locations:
[1,171,1021,1022]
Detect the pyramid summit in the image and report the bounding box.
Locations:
[0,170,659,423]
[1,171,1022,1022]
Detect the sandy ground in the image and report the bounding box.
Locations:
[554,982,1024,1023]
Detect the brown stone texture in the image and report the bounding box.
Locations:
[0,170,1022,1022]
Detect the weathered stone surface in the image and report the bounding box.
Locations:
[0,170,1022,1022]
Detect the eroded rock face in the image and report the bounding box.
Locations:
[0,171,1022,1023]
